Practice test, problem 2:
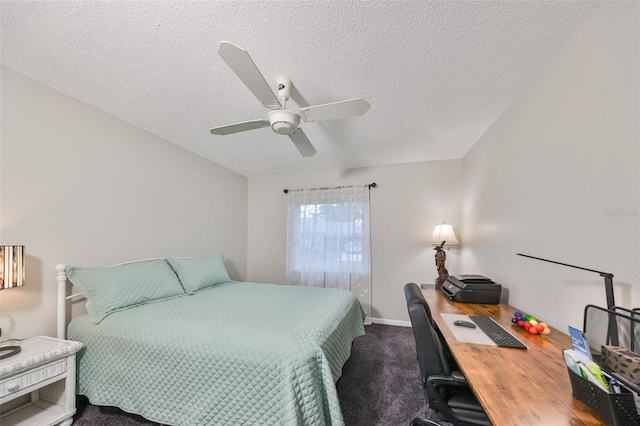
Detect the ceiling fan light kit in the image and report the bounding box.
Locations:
[268,110,299,135]
[210,41,370,157]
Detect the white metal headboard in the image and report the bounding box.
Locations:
[55,257,186,339]
[56,264,78,339]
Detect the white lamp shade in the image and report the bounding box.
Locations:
[0,245,25,289]
[428,223,459,245]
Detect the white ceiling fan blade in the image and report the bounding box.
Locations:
[210,119,269,135]
[298,98,370,122]
[218,42,282,109]
[289,128,316,157]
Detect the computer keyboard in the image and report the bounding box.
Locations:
[468,315,528,349]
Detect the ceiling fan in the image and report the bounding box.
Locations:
[210,41,370,157]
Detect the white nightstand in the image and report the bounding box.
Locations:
[0,336,82,426]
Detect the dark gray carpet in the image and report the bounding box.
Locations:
[73,324,449,426]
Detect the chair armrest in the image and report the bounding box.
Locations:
[451,370,467,384]
[426,374,490,426]
[427,373,469,388]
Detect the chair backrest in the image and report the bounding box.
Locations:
[404,283,451,380]
[404,283,435,322]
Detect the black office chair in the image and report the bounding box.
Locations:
[404,283,491,426]
[404,283,455,365]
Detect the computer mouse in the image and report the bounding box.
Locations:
[454,320,477,328]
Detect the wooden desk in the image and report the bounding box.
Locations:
[422,287,607,426]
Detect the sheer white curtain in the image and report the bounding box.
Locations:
[286,185,372,324]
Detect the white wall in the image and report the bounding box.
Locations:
[461,1,639,331]
[0,68,248,339]
[247,160,462,323]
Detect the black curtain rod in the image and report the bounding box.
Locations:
[284,183,377,194]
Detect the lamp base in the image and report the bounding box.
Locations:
[0,345,21,360]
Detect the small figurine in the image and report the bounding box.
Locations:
[434,241,449,290]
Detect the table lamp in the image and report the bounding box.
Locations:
[428,223,459,290]
[0,245,25,359]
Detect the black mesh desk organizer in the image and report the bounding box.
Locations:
[567,305,640,425]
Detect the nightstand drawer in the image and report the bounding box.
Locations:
[0,358,67,398]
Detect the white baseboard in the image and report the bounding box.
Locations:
[370,318,412,327]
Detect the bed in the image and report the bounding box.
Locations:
[56,254,366,426]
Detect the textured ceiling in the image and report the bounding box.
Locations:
[1,1,598,177]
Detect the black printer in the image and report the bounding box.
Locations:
[441,274,502,304]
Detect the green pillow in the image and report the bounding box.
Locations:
[66,259,185,323]
[167,254,232,294]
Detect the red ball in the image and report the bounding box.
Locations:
[528,327,539,334]
[535,324,545,332]
[524,322,532,330]
[517,320,525,327]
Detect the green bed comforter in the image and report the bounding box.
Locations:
[68,281,366,426]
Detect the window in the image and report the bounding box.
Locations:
[286,185,372,323]
[291,202,366,270]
